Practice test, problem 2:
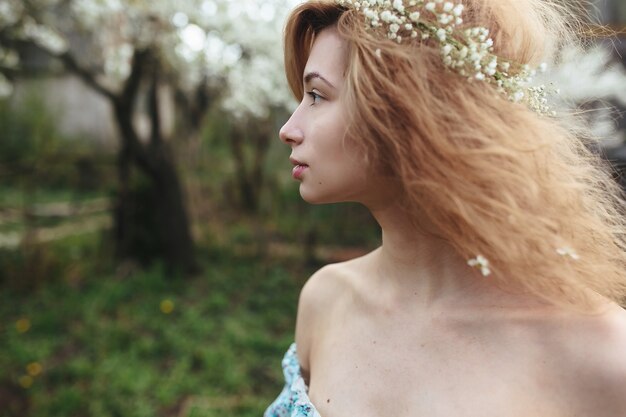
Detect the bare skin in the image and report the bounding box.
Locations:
[294,202,626,417]
[281,27,626,417]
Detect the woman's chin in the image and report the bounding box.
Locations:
[299,185,334,205]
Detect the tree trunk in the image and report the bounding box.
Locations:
[112,96,196,274]
[230,119,272,213]
[24,43,198,274]
[147,143,196,273]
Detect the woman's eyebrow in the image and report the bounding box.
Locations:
[303,71,336,89]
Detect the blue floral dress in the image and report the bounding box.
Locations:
[264,343,321,417]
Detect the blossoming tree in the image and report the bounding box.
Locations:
[0,0,298,271]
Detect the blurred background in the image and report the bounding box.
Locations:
[0,0,624,416]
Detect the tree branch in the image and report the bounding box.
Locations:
[110,48,160,178]
[148,65,162,147]
[122,48,149,105]
[57,51,116,100]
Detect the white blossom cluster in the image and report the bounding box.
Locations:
[335,0,554,115]
[556,247,579,260]
[467,255,491,276]
[468,244,580,278]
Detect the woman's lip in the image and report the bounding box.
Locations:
[292,164,308,179]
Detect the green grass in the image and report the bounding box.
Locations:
[0,235,314,417]
[0,186,108,207]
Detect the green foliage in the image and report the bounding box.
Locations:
[0,94,115,191]
[191,109,381,251]
[0,231,110,291]
[0,233,309,417]
[0,94,62,165]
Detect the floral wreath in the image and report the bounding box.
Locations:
[336,0,556,116]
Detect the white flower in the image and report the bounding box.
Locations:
[393,0,404,13]
[436,28,446,41]
[389,23,400,33]
[512,91,525,102]
[439,14,452,25]
[441,44,453,55]
[409,11,420,22]
[380,10,393,22]
[425,2,436,12]
[452,4,464,16]
[364,8,378,19]
[468,255,491,276]
[557,247,580,260]
[442,2,453,12]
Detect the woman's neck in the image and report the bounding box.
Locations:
[367,201,490,309]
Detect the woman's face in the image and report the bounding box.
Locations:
[279,27,377,206]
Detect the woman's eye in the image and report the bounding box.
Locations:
[306,91,322,105]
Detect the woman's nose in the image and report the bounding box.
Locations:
[279,114,304,146]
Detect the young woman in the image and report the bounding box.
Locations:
[266,1,626,416]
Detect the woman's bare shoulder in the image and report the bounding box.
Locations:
[299,248,378,311]
[540,304,626,416]
[294,249,378,372]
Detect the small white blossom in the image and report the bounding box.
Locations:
[364,9,378,19]
[512,91,525,102]
[557,247,580,260]
[438,14,452,25]
[468,255,491,277]
[436,28,446,41]
[380,10,393,22]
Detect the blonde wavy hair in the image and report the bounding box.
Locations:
[283,0,626,311]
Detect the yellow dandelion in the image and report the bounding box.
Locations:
[18,375,33,389]
[26,362,43,376]
[160,299,174,314]
[16,318,31,333]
